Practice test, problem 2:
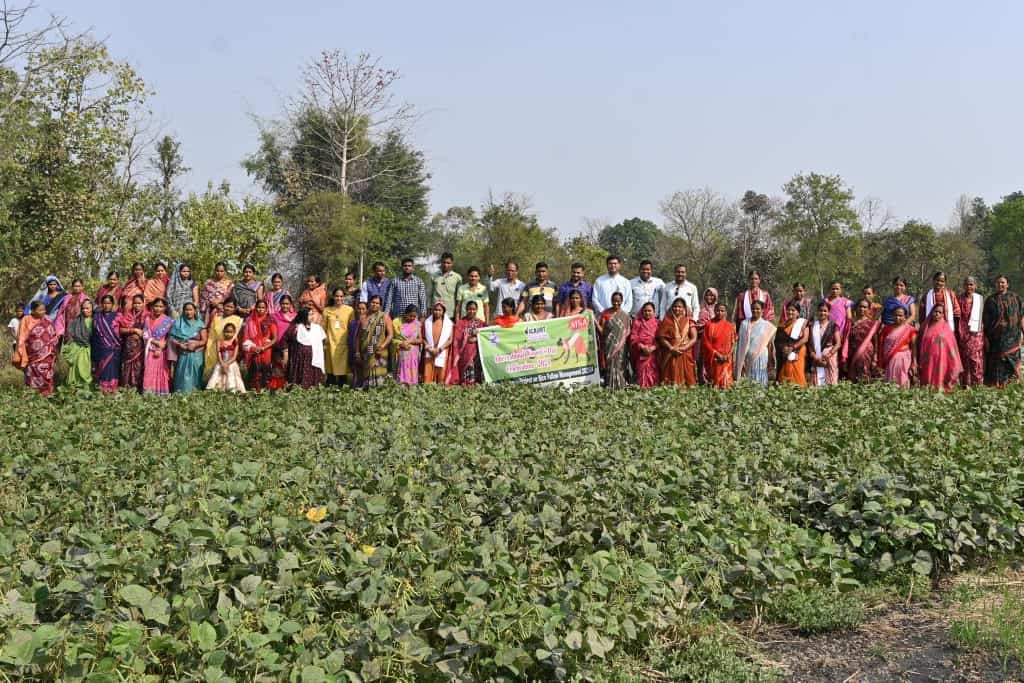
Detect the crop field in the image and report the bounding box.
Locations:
[0,384,1023,681]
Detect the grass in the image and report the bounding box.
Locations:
[766,587,866,635]
[951,577,1024,670]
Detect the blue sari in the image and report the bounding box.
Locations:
[170,315,206,394]
[91,311,122,392]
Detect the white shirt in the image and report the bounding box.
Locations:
[487,277,525,307]
[658,280,700,317]
[592,273,633,314]
[7,318,19,341]
[629,276,665,317]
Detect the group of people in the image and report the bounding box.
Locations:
[7,255,1023,396]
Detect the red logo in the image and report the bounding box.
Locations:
[568,316,588,331]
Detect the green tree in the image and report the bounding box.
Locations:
[596,217,659,267]
[989,191,1024,286]
[774,173,862,297]
[151,135,189,233]
[475,195,567,276]
[564,234,609,281]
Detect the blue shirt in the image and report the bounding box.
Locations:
[555,280,593,310]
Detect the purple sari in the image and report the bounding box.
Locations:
[91,311,122,393]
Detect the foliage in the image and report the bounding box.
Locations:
[596,218,659,268]
[766,588,865,634]
[0,383,1022,680]
[659,188,734,288]
[989,191,1024,286]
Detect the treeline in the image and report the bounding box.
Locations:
[2,2,1024,313]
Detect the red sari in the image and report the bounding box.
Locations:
[956,293,985,387]
[445,316,483,386]
[918,319,963,391]
[629,316,660,387]
[702,318,736,388]
[244,311,276,390]
[23,317,57,396]
[143,274,169,306]
[846,317,880,382]
[876,324,916,388]
[121,278,146,313]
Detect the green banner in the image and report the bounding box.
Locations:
[479,311,601,387]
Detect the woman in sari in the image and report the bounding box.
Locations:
[393,304,423,385]
[121,263,146,313]
[264,273,290,315]
[285,307,326,389]
[862,286,883,320]
[298,275,327,324]
[733,270,775,329]
[824,281,853,371]
[203,298,243,384]
[695,287,718,383]
[233,264,264,317]
[983,275,1023,387]
[775,301,809,386]
[348,301,367,387]
[269,295,296,390]
[956,276,985,387]
[846,299,881,382]
[91,295,122,393]
[322,287,354,386]
[96,271,122,310]
[141,298,174,395]
[703,303,736,389]
[18,301,58,396]
[735,299,775,386]
[199,262,233,324]
[657,298,697,386]
[876,305,917,388]
[521,294,552,322]
[342,272,360,307]
[629,302,660,387]
[599,291,632,389]
[170,302,207,394]
[26,275,68,335]
[60,279,92,339]
[143,263,169,306]
[809,301,841,387]
[165,263,199,317]
[61,299,95,388]
[120,295,146,392]
[920,271,960,330]
[243,299,278,391]
[423,302,453,384]
[918,303,963,391]
[446,301,483,386]
[562,290,587,317]
[782,282,814,322]
[357,295,394,388]
[883,276,918,327]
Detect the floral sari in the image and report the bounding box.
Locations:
[359,311,392,387]
[629,315,660,387]
[199,278,233,324]
[446,316,483,386]
[142,314,174,395]
[91,311,122,392]
[919,318,963,391]
[24,317,57,396]
[170,315,205,394]
[983,291,1023,386]
[846,317,880,382]
[876,323,916,388]
[957,292,985,387]
[735,319,775,386]
[657,313,696,386]
[120,310,145,392]
[775,318,807,386]
[393,318,422,385]
[702,318,736,388]
[602,309,632,389]
[269,309,296,390]
[243,311,275,390]
[61,314,94,388]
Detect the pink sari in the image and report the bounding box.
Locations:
[956,293,985,387]
[918,319,962,391]
[826,296,852,366]
[142,314,174,395]
[877,324,915,388]
[24,317,57,396]
[395,319,422,385]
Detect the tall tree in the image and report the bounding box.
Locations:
[596,217,660,267]
[659,188,734,287]
[989,191,1024,286]
[774,173,862,297]
[150,135,189,232]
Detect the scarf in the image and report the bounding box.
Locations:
[789,317,806,340]
[28,275,67,319]
[742,289,765,319]
[812,320,826,385]
[296,323,326,370]
[423,314,453,367]
[697,288,718,329]
[69,314,92,347]
[925,288,953,320]
[967,292,983,333]
[166,264,197,315]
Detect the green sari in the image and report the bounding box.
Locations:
[983,291,1023,386]
[61,315,94,387]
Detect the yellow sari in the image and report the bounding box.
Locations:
[203,313,243,383]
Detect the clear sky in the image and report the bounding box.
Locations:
[39,0,1024,235]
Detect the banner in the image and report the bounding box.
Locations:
[479,312,601,387]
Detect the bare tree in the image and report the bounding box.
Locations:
[734,191,780,280]
[659,187,736,285]
[858,196,896,233]
[0,1,87,122]
[289,50,416,195]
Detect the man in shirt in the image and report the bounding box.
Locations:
[630,260,665,317]
[592,255,632,314]
[658,263,699,316]
[517,262,559,316]
[487,261,526,316]
[391,258,427,318]
[360,262,394,313]
[431,252,462,319]
[456,266,490,321]
[555,263,593,315]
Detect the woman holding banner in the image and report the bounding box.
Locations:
[447,301,484,386]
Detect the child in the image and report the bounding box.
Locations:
[206,322,246,392]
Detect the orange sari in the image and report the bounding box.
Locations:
[775,318,807,386]
[657,314,696,386]
[701,318,736,388]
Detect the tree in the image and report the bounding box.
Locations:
[474,194,567,277]
[862,220,941,294]
[286,193,376,278]
[774,173,862,297]
[564,234,609,281]
[150,135,189,232]
[596,217,660,267]
[659,188,734,286]
[989,192,1024,286]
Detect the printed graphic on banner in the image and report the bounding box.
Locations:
[478,312,601,387]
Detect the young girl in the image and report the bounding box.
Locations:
[206,322,246,392]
